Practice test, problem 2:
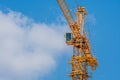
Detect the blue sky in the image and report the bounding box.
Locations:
[0,0,120,80]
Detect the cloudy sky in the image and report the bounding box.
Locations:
[0,0,120,80]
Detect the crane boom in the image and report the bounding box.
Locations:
[57,0,81,39]
[57,0,88,39]
[57,0,75,25]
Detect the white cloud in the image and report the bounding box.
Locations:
[0,10,68,80]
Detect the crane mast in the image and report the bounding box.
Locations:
[57,0,98,80]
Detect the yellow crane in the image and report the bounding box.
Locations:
[57,0,98,80]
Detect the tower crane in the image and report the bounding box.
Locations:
[57,0,98,80]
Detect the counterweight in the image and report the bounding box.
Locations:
[57,0,98,80]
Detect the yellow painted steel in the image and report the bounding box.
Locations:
[57,0,98,80]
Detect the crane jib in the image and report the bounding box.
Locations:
[57,0,75,25]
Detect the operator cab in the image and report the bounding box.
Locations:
[65,33,73,45]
